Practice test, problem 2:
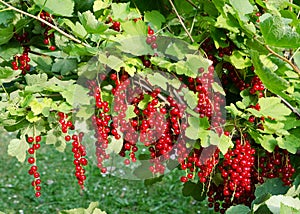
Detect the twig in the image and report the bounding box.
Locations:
[0,0,90,47]
[185,0,197,9]
[264,45,300,76]
[277,95,300,119]
[168,0,195,43]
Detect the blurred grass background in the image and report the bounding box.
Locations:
[0,128,213,214]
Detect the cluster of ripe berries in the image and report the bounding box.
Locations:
[39,11,56,51]
[27,136,42,197]
[58,112,88,189]
[11,33,31,74]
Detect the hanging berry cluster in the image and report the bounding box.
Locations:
[26,135,42,197]
[39,11,56,51]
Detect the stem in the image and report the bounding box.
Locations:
[277,95,300,119]
[0,0,90,47]
[185,0,197,9]
[168,0,195,43]
[264,45,300,76]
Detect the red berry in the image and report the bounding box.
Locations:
[28,157,35,164]
[27,137,34,143]
[49,45,56,51]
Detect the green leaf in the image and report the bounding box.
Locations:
[215,14,240,33]
[225,205,251,214]
[117,35,154,56]
[76,106,94,120]
[61,19,87,38]
[93,0,111,11]
[0,10,15,25]
[255,178,289,199]
[79,11,108,34]
[260,15,300,48]
[7,138,29,163]
[225,103,244,117]
[247,97,291,121]
[219,134,234,155]
[0,25,14,45]
[183,91,198,109]
[34,0,74,17]
[259,135,277,152]
[211,82,226,96]
[185,54,211,77]
[25,73,48,86]
[52,58,77,75]
[26,112,40,123]
[229,0,254,18]
[111,3,130,20]
[226,50,252,69]
[279,128,300,154]
[125,105,136,120]
[147,73,168,91]
[106,135,123,154]
[251,51,290,99]
[98,53,125,71]
[0,66,13,79]
[280,203,300,214]
[122,20,147,35]
[266,195,300,214]
[0,42,22,60]
[144,10,165,30]
[61,84,91,106]
[138,94,152,110]
[144,175,163,186]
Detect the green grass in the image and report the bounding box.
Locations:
[0,131,213,214]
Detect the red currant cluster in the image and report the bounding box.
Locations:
[146,34,158,50]
[86,79,119,174]
[39,11,56,51]
[66,133,88,189]
[257,147,295,186]
[180,147,220,184]
[11,32,31,74]
[206,138,256,213]
[107,17,121,32]
[58,112,88,188]
[221,65,250,91]
[27,135,42,198]
[249,75,264,96]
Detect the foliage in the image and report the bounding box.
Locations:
[0,0,300,213]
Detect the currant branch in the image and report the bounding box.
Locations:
[0,0,91,48]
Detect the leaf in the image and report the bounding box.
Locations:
[260,15,300,48]
[219,134,234,155]
[144,10,165,30]
[247,97,291,121]
[280,203,300,214]
[185,54,211,77]
[255,178,289,199]
[225,103,244,117]
[76,106,94,120]
[211,82,226,96]
[125,105,136,120]
[7,138,29,163]
[61,19,87,39]
[61,84,91,106]
[226,50,252,69]
[0,66,14,79]
[183,91,198,109]
[122,20,147,35]
[0,42,22,60]
[215,14,240,33]
[225,205,251,214]
[229,0,254,18]
[98,53,125,71]
[0,10,14,25]
[52,58,77,75]
[0,25,14,45]
[25,73,48,86]
[93,0,111,11]
[34,0,74,17]
[182,181,206,201]
[79,11,108,34]
[259,135,277,152]
[106,136,123,154]
[147,73,168,90]
[117,35,154,56]
[266,195,300,214]
[138,94,152,110]
[279,128,300,154]
[111,3,130,20]
[144,175,163,186]
[251,51,289,100]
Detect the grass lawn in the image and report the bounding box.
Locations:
[0,130,213,214]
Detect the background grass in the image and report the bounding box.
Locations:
[0,129,213,214]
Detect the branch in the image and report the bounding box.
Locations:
[264,45,300,76]
[277,95,300,119]
[185,0,198,9]
[0,0,91,47]
[168,0,195,43]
